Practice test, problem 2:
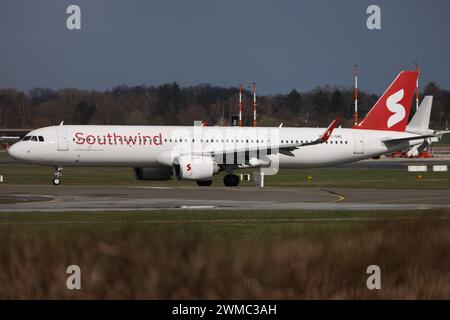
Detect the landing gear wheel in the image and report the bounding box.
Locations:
[196,180,212,187]
[53,166,63,186]
[223,174,239,187]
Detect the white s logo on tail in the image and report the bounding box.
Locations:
[386,89,405,128]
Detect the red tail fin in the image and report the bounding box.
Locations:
[354,70,418,132]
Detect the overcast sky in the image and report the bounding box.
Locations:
[1,0,449,94]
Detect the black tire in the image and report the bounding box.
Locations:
[223,174,240,187]
[53,178,61,186]
[196,180,212,187]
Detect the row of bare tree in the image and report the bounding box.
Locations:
[0,82,449,129]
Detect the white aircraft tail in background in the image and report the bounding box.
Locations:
[407,96,433,135]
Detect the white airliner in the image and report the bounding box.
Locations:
[7,70,440,187]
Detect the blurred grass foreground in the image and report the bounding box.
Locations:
[0,209,449,299]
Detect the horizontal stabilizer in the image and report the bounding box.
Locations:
[382,134,437,144]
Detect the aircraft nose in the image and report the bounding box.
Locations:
[7,143,24,161]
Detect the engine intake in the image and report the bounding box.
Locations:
[173,155,219,180]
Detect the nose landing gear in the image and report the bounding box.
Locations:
[53,166,63,185]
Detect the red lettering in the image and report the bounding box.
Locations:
[75,132,85,144]
[124,135,137,145]
[86,135,95,145]
[143,135,152,145]
[74,132,163,147]
[153,133,163,145]
[98,135,106,145]
[106,133,113,145]
[113,133,123,145]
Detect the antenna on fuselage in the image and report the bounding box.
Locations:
[59,121,64,126]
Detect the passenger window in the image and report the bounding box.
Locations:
[38,136,44,142]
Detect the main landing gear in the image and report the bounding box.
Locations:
[196,174,240,187]
[223,174,239,187]
[53,166,63,186]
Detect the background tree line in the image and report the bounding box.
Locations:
[0,82,449,129]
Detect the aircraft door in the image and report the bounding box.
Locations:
[57,129,69,151]
[353,133,364,154]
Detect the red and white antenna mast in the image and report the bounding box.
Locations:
[239,84,243,127]
[252,83,257,127]
[354,64,359,126]
[415,63,420,112]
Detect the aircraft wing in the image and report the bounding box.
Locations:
[0,136,21,141]
[0,136,21,148]
[194,117,340,158]
[0,129,30,147]
[435,130,450,136]
[285,117,340,149]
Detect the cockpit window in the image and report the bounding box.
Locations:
[22,135,44,142]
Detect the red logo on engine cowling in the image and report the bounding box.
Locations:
[187,164,192,172]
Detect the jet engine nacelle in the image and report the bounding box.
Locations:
[173,155,219,180]
[134,167,173,180]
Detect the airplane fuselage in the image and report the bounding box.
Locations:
[8,125,421,169]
